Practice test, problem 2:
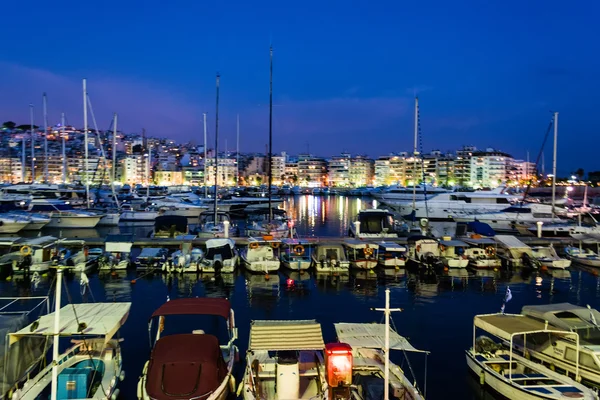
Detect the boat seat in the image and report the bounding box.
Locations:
[555,386,584,394]
[526,387,552,394]
[475,355,487,362]
[505,373,547,380]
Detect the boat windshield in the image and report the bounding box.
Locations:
[358,213,394,234]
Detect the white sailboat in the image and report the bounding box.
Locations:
[9,268,130,400]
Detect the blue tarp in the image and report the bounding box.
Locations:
[467,221,496,237]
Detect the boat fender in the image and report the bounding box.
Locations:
[479,371,485,385]
[229,375,236,393]
[120,370,126,381]
[111,389,120,400]
[136,378,143,398]
[416,245,421,253]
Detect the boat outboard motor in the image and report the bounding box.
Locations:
[276,350,299,399]
[521,253,539,270]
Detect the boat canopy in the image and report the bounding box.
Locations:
[105,234,134,253]
[344,239,373,249]
[9,302,131,344]
[378,242,407,252]
[206,238,235,249]
[463,237,497,246]
[249,320,324,351]
[334,323,428,353]
[151,298,231,320]
[138,248,167,258]
[282,238,312,246]
[19,236,57,249]
[522,303,600,332]
[494,235,529,250]
[438,239,468,247]
[474,313,571,342]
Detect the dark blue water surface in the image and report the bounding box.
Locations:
[1,196,599,400]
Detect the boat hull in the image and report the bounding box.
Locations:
[281,260,311,271]
[350,259,378,270]
[243,259,280,273]
[120,211,158,222]
[0,221,29,233]
[313,260,350,273]
[46,215,101,229]
[97,213,120,226]
[442,258,470,268]
[378,258,406,268]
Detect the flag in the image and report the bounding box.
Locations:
[500,286,512,314]
[588,305,598,327]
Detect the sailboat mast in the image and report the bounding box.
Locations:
[412,97,419,213]
[236,114,240,186]
[268,46,273,222]
[61,113,66,183]
[214,74,220,223]
[146,144,151,199]
[552,111,558,222]
[373,288,402,400]
[29,104,35,183]
[43,93,49,183]
[50,268,63,400]
[112,113,119,207]
[83,79,90,208]
[203,112,208,198]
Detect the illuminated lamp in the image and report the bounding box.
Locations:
[325,342,353,388]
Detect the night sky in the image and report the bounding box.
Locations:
[1,0,598,175]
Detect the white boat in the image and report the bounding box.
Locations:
[5,212,50,230]
[463,237,502,269]
[163,240,204,273]
[0,214,29,233]
[348,209,400,239]
[522,303,600,388]
[241,238,281,273]
[376,242,407,268]
[564,244,600,267]
[53,239,101,274]
[200,238,238,273]
[385,186,518,221]
[99,234,133,271]
[138,298,237,400]
[245,209,293,239]
[15,236,58,274]
[494,235,536,269]
[311,243,350,273]
[438,238,470,268]
[119,204,159,223]
[373,184,450,202]
[243,319,328,400]
[280,239,313,271]
[196,210,238,238]
[45,210,102,229]
[334,291,428,400]
[406,235,443,270]
[344,239,378,270]
[96,211,120,226]
[134,248,169,271]
[530,245,571,269]
[466,313,596,400]
[153,199,207,220]
[11,269,130,400]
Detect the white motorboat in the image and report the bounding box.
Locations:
[133,248,169,271]
[153,198,207,221]
[99,234,133,271]
[53,239,101,274]
[530,245,571,269]
[0,237,29,279]
[406,235,443,270]
[438,238,470,268]
[245,208,293,239]
[376,242,407,268]
[494,235,536,269]
[0,214,29,233]
[311,243,350,273]
[119,204,159,223]
[373,184,450,202]
[463,237,502,269]
[280,239,313,271]
[241,238,281,274]
[200,238,238,273]
[196,210,238,238]
[11,268,130,400]
[344,239,378,270]
[138,298,237,400]
[348,209,400,239]
[15,236,59,274]
[96,211,120,226]
[334,290,428,400]
[466,313,596,400]
[5,212,50,230]
[163,241,204,273]
[564,244,600,267]
[243,320,328,400]
[522,303,600,388]
[385,186,518,221]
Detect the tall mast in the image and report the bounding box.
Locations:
[50,267,63,400]
[30,104,35,183]
[61,113,66,183]
[203,112,208,198]
[43,93,49,183]
[551,111,558,222]
[112,113,119,207]
[236,113,240,186]
[268,46,273,222]
[83,78,90,208]
[412,97,419,213]
[214,74,220,223]
[146,143,151,199]
[374,289,402,400]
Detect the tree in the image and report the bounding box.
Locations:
[16,124,39,130]
[1,121,16,129]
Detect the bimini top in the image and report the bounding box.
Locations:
[206,238,235,249]
[151,298,231,320]
[494,235,529,249]
[10,302,131,344]
[146,334,227,400]
[334,323,428,353]
[522,303,600,333]
[438,239,469,247]
[249,320,324,351]
[474,313,570,341]
[462,237,497,246]
[378,242,407,252]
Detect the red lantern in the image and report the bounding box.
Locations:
[325,342,353,387]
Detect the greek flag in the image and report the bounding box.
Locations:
[500,286,512,314]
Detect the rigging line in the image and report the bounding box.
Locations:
[86,95,112,185]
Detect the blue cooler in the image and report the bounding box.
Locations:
[57,367,92,399]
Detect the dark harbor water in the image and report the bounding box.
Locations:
[1,196,599,400]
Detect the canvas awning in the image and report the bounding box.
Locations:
[334,323,428,353]
[9,302,131,344]
[463,238,497,246]
[474,313,570,341]
[439,240,468,247]
[249,320,324,351]
[378,242,407,252]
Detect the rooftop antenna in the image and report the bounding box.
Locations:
[268,45,273,222]
[214,73,220,224]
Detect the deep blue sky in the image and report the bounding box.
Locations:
[1,0,599,175]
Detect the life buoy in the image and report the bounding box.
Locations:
[364,246,374,256]
[485,246,496,257]
[270,242,280,249]
[20,246,32,256]
[439,244,446,252]
[293,245,305,256]
[249,242,260,250]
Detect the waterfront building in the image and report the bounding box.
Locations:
[297,154,327,187]
[469,148,511,188]
[154,169,184,186]
[327,153,351,187]
[205,156,237,186]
